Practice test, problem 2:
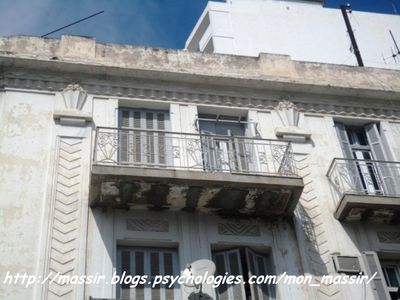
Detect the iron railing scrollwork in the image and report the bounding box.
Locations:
[94,127,298,176]
[327,158,400,198]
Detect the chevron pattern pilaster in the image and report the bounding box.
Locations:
[46,138,83,300]
[296,156,341,300]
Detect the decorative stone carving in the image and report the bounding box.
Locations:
[54,84,92,126]
[46,138,83,299]
[2,74,400,120]
[127,218,169,232]
[275,100,311,142]
[218,223,260,236]
[60,84,88,111]
[377,232,400,243]
[295,155,340,296]
[276,100,300,127]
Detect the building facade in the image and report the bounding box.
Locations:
[185,0,400,70]
[0,32,400,300]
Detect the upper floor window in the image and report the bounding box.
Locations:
[212,247,273,300]
[118,108,170,165]
[335,122,391,162]
[334,122,398,195]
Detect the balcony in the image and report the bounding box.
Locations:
[89,127,303,216]
[328,158,400,223]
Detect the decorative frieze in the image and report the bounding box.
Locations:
[218,223,260,236]
[2,74,400,120]
[127,218,169,232]
[377,231,400,244]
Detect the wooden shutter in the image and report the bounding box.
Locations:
[214,252,230,300]
[157,113,166,165]
[365,124,389,161]
[335,122,353,159]
[365,123,397,195]
[334,122,364,191]
[119,110,131,162]
[200,129,217,171]
[245,248,270,300]
[135,251,145,300]
[118,109,169,166]
[119,250,132,300]
[117,248,179,300]
[362,251,391,300]
[235,123,253,172]
[133,111,142,163]
[213,249,246,300]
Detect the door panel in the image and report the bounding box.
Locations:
[199,120,250,172]
[213,249,246,300]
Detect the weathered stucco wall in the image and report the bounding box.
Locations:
[0,90,54,299]
[1,35,400,100]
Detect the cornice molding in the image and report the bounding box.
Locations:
[1,74,400,120]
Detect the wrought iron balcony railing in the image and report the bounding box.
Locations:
[94,127,297,176]
[327,158,400,197]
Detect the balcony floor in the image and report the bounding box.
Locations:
[335,194,400,223]
[89,165,303,216]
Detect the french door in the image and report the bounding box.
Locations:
[199,120,251,173]
[336,122,397,195]
[212,248,271,300]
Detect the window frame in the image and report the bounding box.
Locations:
[381,260,400,295]
[116,246,180,300]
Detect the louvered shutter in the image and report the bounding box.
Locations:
[235,123,255,173]
[334,122,364,192]
[135,251,145,300]
[362,252,391,300]
[335,122,353,159]
[118,109,169,166]
[213,249,246,300]
[150,251,160,299]
[365,123,397,195]
[245,248,258,300]
[227,250,245,299]
[163,252,175,300]
[119,110,131,162]
[365,124,389,161]
[213,252,230,300]
[199,120,217,170]
[117,248,179,300]
[120,250,132,300]
[245,248,270,300]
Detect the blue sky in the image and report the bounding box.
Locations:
[0,0,398,49]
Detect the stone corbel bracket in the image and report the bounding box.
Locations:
[275,100,311,143]
[54,83,92,126]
